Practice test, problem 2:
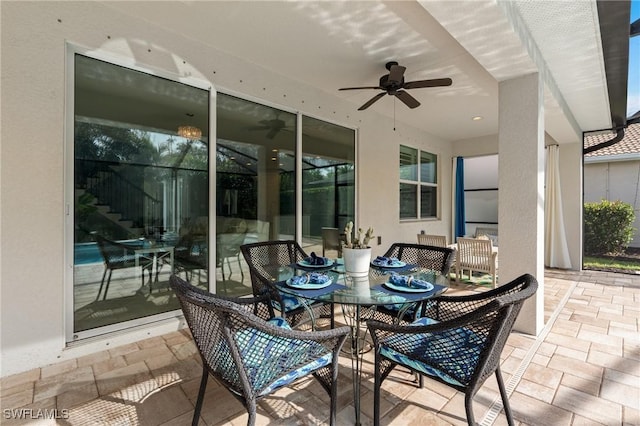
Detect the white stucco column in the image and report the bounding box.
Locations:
[498,73,544,336]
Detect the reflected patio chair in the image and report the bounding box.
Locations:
[217,230,246,282]
[417,233,447,247]
[370,242,455,324]
[455,237,498,288]
[94,235,153,301]
[240,240,335,328]
[174,234,208,284]
[367,273,538,426]
[170,275,349,426]
[321,227,343,257]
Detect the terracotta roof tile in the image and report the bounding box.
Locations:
[584,123,640,157]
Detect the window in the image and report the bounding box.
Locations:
[399,145,438,219]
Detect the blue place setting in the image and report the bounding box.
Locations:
[371,256,406,268]
[286,272,333,289]
[297,252,334,268]
[383,272,434,293]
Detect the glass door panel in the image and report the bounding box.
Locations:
[301,116,355,256]
[216,94,296,295]
[73,54,209,336]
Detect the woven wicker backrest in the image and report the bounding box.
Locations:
[417,234,447,247]
[240,240,308,295]
[421,274,537,387]
[94,235,139,268]
[383,242,455,275]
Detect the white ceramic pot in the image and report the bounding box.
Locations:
[342,247,372,277]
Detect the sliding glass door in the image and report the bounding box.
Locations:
[72,54,210,338]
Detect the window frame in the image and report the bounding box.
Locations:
[399,144,439,220]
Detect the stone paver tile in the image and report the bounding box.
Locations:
[547,354,603,382]
[0,368,40,390]
[382,400,453,425]
[137,335,166,349]
[554,345,588,361]
[522,362,563,390]
[91,355,127,377]
[33,366,94,402]
[513,379,555,404]
[601,378,640,410]
[137,384,192,425]
[553,385,622,425]
[510,391,572,426]
[107,342,140,358]
[94,361,152,396]
[609,325,640,341]
[40,359,78,379]
[624,406,640,426]
[1,380,33,398]
[560,373,601,396]
[591,340,623,356]
[56,381,99,410]
[158,410,205,426]
[604,367,640,388]
[124,344,174,366]
[572,414,608,425]
[197,385,246,425]
[76,350,111,368]
[0,388,34,410]
[163,330,192,347]
[588,349,640,375]
[545,333,591,353]
[531,353,550,367]
[169,340,198,361]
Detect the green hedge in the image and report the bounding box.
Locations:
[584,200,635,255]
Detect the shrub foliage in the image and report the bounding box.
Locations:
[584,200,635,255]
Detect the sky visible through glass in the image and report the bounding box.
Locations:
[629,0,639,117]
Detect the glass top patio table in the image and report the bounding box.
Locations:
[275,263,449,426]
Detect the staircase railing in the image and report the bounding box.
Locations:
[76,159,161,228]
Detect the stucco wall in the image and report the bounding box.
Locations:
[584,159,640,247]
[0,2,453,376]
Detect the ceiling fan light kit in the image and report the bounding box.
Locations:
[339,61,452,111]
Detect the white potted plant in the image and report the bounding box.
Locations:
[342,221,374,276]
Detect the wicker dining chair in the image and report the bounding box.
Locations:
[370,242,455,324]
[367,273,538,426]
[170,275,349,426]
[240,240,335,328]
[94,234,153,301]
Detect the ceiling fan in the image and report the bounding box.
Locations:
[247,114,292,139]
[339,61,452,111]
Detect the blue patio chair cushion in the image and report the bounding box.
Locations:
[271,293,306,313]
[379,317,486,387]
[220,317,333,396]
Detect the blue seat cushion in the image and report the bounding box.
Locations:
[379,317,486,387]
[272,293,306,313]
[220,317,332,396]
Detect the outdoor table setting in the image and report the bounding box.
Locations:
[276,254,449,426]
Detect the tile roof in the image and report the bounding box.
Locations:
[584,123,640,157]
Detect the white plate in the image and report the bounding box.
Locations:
[383,281,433,293]
[286,277,333,289]
[371,260,407,268]
[297,259,334,268]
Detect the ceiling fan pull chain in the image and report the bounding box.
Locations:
[393,97,396,131]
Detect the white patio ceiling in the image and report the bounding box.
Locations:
[103,0,616,144]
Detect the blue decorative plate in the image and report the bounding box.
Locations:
[286,277,333,289]
[383,281,433,293]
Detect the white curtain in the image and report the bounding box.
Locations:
[545,145,572,268]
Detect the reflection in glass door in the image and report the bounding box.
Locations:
[301,116,356,257]
[72,54,209,337]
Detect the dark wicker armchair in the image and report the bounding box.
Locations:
[367,273,538,426]
[240,240,335,328]
[94,235,153,301]
[370,242,455,323]
[170,275,349,426]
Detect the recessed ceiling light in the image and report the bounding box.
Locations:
[472,116,483,121]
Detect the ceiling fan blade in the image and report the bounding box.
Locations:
[358,92,386,110]
[247,126,271,131]
[266,127,279,139]
[395,90,420,109]
[403,78,452,89]
[388,64,406,83]
[339,86,382,91]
